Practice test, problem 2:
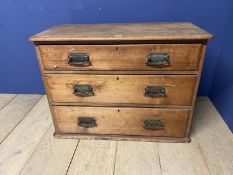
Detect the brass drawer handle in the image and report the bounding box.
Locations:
[146,53,170,67]
[143,120,164,130]
[68,53,90,66]
[73,84,94,97]
[78,117,97,128]
[144,86,166,98]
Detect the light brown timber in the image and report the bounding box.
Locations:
[46,74,197,106]
[39,44,202,71]
[53,106,190,137]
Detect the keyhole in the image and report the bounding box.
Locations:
[116,47,119,51]
[116,77,119,80]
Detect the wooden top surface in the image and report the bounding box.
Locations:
[29,22,213,42]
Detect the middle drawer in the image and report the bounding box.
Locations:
[46,74,196,106]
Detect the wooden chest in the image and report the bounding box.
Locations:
[30,22,212,142]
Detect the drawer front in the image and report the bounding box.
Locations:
[46,74,196,105]
[54,106,190,137]
[40,44,202,71]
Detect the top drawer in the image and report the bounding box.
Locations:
[39,44,202,71]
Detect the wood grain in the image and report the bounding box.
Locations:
[114,141,161,175]
[39,44,202,71]
[44,70,199,75]
[29,22,213,42]
[67,140,117,175]
[185,44,207,137]
[46,74,197,106]
[0,94,42,143]
[30,22,212,142]
[54,133,191,143]
[192,97,233,175]
[53,106,190,137]
[158,135,211,175]
[0,95,232,174]
[0,94,16,110]
[52,102,192,108]
[0,96,52,175]
[19,125,78,175]
[35,46,60,133]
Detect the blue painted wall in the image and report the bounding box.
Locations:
[0,0,232,95]
[210,1,233,132]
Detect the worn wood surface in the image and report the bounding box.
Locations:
[52,102,192,109]
[114,141,161,175]
[0,94,16,110]
[46,74,196,106]
[35,46,60,133]
[67,140,117,175]
[0,94,41,143]
[54,106,190,137]
[29,22,213,42]
[39,44,202,71]
[186,44,207,136]
[44,70,199,75]
[54,133,190,143]
[31,22,213,142]
[19,125,78,175]
[158,136,211,175]
[0,94,232,175]
[192,97,233,175]
[0,96,52,175]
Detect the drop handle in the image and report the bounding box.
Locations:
[73,84,94,97]
[68,53,90,66]
[144,86,166,98]
[143,120,164,130]
[146,53,170,67]
[78,117,97,128]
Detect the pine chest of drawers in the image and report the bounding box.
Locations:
[30,22,212,142]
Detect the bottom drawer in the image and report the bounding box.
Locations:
[53,106,190,137]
